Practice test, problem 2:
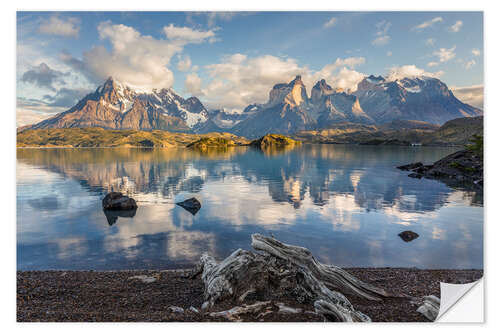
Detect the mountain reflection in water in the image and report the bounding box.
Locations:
[16,145,483,270]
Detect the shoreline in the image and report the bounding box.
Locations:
[16,143,466,149]
[17,267,483,322]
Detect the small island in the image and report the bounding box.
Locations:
[186,137,241,149]
[250,134,302,149]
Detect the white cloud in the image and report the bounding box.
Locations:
[16,108,52,127]
[201,54,307,109]
[465,59,476,69]
[372,20,391,46]
[457,87,484,109]
[425,38,435,46]
[198,55,366,110]
[163,24,217,44]
[184,72,203,96]
[39,16,80,38]
[450,20,463,32]
[177,55,192,72]
[323,17,337,28]
[308,57,366,91]
[413,17,443,30]
[450,85,483,109]
[74,22,217,91]
[386,65,444,81]
[427,61,439,67]
[372,35,390,46]
[386,51,392,56]
[327,67,366,93]
[433,46,456,63]
[471,48,481,56]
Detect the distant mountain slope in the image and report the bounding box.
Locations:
[428,116,484,145]
[23,77,209,132]
[354,75,482,124]
[293,116,483,146]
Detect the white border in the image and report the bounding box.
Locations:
[3,1,498,332]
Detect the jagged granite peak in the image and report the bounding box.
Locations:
[268,75,309,108]
[315,91,374,126]
[233,77,372,138]
[311,79,337,105]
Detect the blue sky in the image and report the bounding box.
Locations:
[16,11,483,126]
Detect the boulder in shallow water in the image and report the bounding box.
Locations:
[102,192,137,210]
[398,230,419,242]
[176,197,202,215]
[103,208,137,226]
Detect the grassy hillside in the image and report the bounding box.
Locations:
[17,117,482,148]
[293,117,483,146]
[426,116,483,145]
[17,127,250,148]
[186,137,243,149]
[250,134,302,148]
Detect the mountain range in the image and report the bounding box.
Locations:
[20,74,482,138]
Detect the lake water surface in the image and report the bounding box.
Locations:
[17,145,483,270]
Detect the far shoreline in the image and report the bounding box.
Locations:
[15,143,467,149]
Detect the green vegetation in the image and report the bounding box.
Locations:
[250,134,302,148]
[466,134,483,155]
[186,137,239,149]
[448,161,476,174]
[16,116,483,149]
[293,116,483,146]
[17,127,250,148]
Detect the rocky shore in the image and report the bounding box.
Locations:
[17,268,482,322]
[397,148,483,189]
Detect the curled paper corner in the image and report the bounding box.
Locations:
[435,278,484,322]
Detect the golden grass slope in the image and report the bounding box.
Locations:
[17,127,250,148]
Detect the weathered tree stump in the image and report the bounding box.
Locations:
[193,233,392,322]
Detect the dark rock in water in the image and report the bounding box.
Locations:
[398,231,419,242]
[103,208,137,226]
[408,173,423,179]
[396,162,423,171]
[102,192,138,210]
[176,197,201,215]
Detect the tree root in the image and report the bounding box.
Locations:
[194,233,393,322]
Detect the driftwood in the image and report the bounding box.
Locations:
[416,295,440,321]
[251,234,390,301]
[209,301,272,321]
[194,233,392,322]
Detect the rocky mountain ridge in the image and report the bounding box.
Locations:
[23,77,209,132]
[21,74,482,139]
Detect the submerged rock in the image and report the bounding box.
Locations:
[102,192,137,210]
[176,197,202,215]
[103,208,137,226]
[398,230,420,242]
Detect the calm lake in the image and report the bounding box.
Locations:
[16,145,483,270]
